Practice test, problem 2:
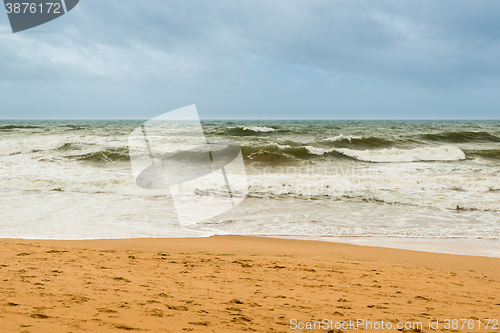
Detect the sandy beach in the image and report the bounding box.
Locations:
[0,236,499,332]
[3,0,500,331]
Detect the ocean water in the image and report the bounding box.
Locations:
[1,120,499,256]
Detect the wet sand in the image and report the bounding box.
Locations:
[1,236,499,332]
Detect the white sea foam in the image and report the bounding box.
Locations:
[0,190,213,240]
[243,126,275,133]
[323,134,362,142]
[336,146,466,162]
[306,145,466,162]
[244,166,500,211]
[2,145,495,211]
[191,198,500,250]
[305,146,335,155]
[0,136,66,155]
[1,120,500,248]
[270,143,292,149]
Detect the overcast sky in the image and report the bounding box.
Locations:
[1,0,500,119]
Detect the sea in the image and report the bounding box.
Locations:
[1,120,499,257]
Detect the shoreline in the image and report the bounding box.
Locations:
[3,235,500,279]
[1,236,499,332]
[274,235,500,258]
[3,233,500,258]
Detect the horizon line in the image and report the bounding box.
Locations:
[1,118,500,121]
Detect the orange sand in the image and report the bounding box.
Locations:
[0,236,499,332]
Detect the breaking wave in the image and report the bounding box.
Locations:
[421,131,500,143]
[334,146,466,163]
[322,134,396,148]
[66,148,130,164]
[221,126,283,136]
[0,124,42,130]
[241,144,466,163]
[466,149,500,161]
[242,144,349,163]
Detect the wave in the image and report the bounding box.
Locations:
[242,144,467,164]
[244,126,275,132]
[67,148,130,164]
[246,151,297,163]
[56,143,85,151]
[0,124,42,130]
[421,131,500,143]
[334,146,466,163]
[324,134,361,142]
[62,125,88,131]
[466,149,500,161]
[322,134,396,149]
[221,126,280,136]
[243,144,307,162]
[243,171,500,211]
[242,144,349,163]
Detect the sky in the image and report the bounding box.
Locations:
[1,0,500,119]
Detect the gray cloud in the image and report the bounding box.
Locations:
[1,0,500,118]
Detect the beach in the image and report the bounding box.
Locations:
[1,120,499,331]
[3,1,500,331]
[1,236,499,332]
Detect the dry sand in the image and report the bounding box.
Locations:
[0,236,499,332]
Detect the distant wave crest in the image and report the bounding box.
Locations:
[421,131,500,143]
[0,125,42,130]
[222,126,283,136]
[322,134,396,148]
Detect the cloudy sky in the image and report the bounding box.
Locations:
[1,0,500,119]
